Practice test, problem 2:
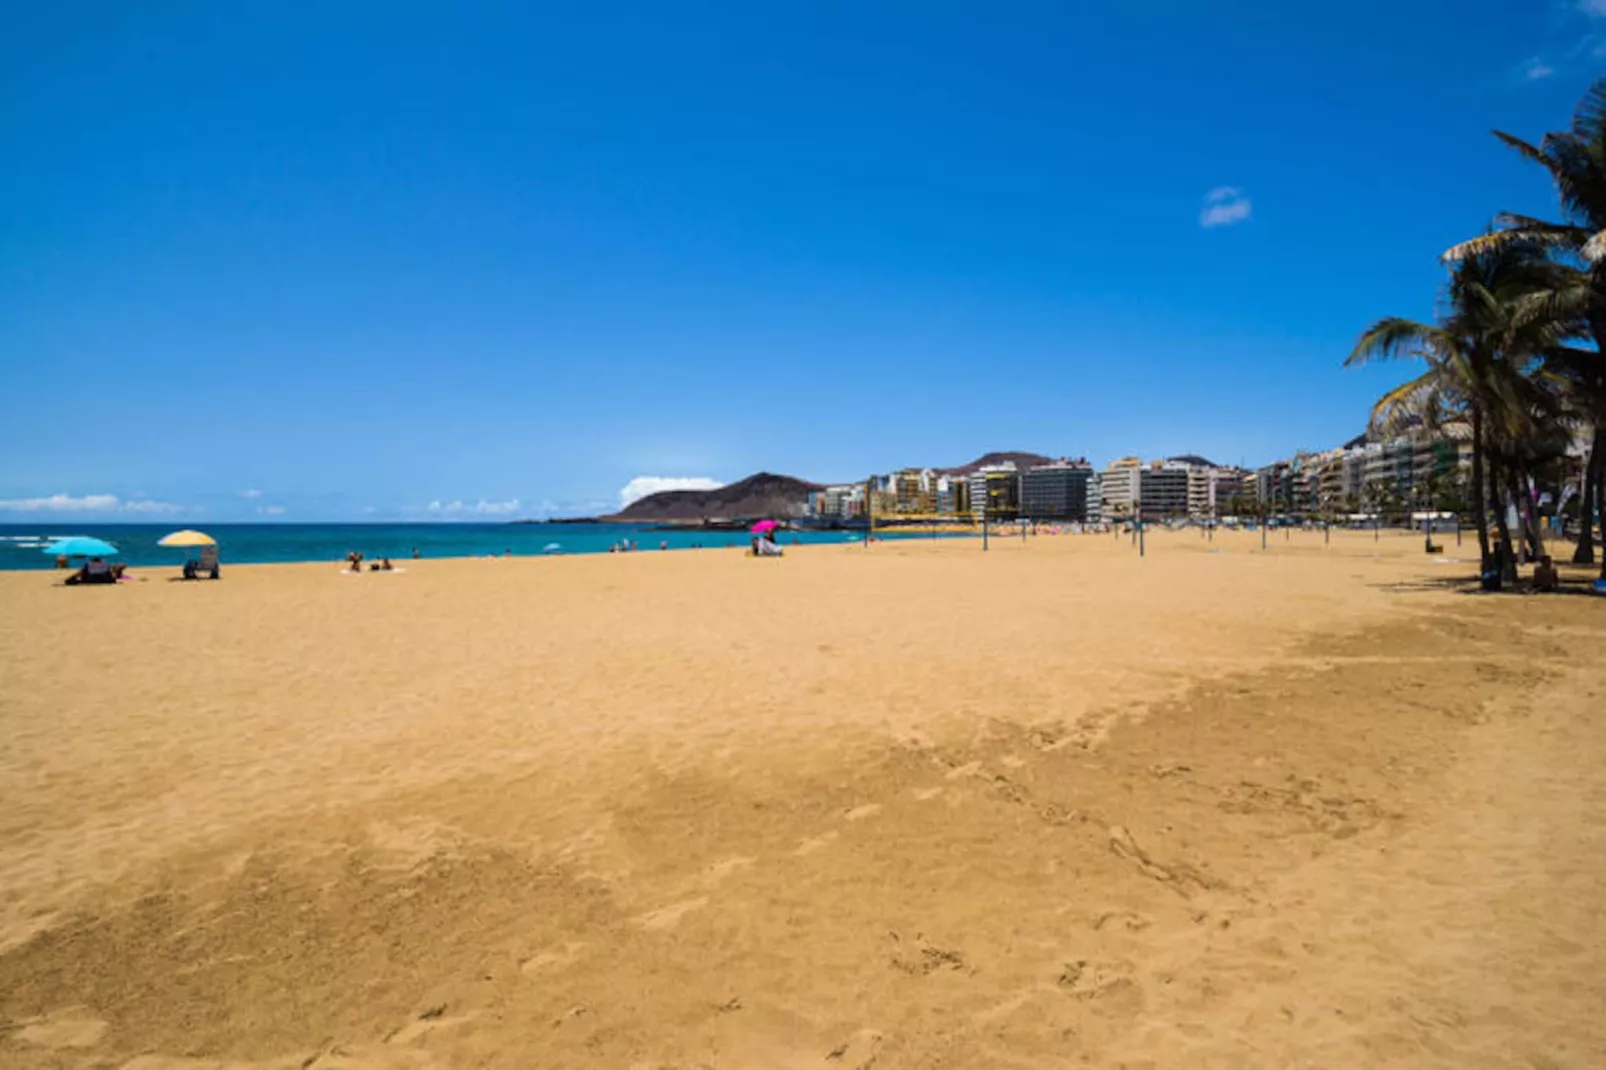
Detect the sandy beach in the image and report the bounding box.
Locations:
[2,530,1604,1069]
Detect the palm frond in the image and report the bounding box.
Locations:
[1572,77,1606,142]
[1493,129,1549,168]
[1346,317,1455,367]
[1540,136,1606,227]
[1583,227,1606,263]
[1368,371,1448,438]
[1492,216,1591,244]
[1442,231,1512,262]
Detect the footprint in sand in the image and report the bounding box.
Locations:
[520,940,586,975]
[794,831,839,855]
[1056,958,1139,1003]
[843,803,882,822]
[945,760,983,780]
[824,1028,883,1067]
[386,1008,480,1045]
[13,1010,108,1049]
[1088,910,1153,933]
[703,856,756,886]
[634,897,709,931]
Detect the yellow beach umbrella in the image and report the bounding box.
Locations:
[157,529,217,547]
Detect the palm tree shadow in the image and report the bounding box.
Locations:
[1370,572,1602,598]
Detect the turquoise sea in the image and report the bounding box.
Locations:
[0,522,895,571]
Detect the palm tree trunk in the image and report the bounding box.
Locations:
[1506,467,1530,564]
[1516,466,1542,562]
[1489,451,1518,582]
[1597,455,1606,581]
[1576,426,1601,564]
[1471,407,1492,570]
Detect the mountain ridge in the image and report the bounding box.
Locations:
[611,471,822,522]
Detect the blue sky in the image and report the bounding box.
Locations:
[1,2,1600,521]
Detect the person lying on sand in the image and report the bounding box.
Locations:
[65,557,116,585]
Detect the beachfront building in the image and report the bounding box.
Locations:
[1184,461,1216,518]
[969,464,1020,522]
[1309,447,1366,512]
[1193,465,1250,518]
[1354,432,1462,508]
[1139,460,1192,518]
[809,484,865,519]
[1086,472,1103,523]
[936,474,970,517]
[1254,460,1296,513]
[865,473,897,517]
[893,468,937,515]
[1098,458,1141,520]
[1020,460,1095,522]
[1361,439,1411,502]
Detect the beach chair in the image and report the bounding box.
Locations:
[185,546,221,580]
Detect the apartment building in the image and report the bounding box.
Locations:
[935,474,970,516]
[969,464,1020,522]
[1139,461,1192,518]
[1098,457,1141,519]
[1020,461,1095,522]
[810,484,865,519]
[892,468,937,515]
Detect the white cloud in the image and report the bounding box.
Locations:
[239,489,263,499]
[1520,56,1555,80]
[1200,187,1252,228]
[257,505,287,516]
[0,493,120,512]
[0,492,182,514]
[123,499,184,514]
[1581,0,1606,17]
[617,476,721,509]
[426,498,522,516]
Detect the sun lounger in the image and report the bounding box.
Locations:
[184,546,221,580]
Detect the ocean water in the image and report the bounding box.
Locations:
[0,522,903,571]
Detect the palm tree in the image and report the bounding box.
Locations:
[1444,78,1606,570]
[1347,242,1572,580]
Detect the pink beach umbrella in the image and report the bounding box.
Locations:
[751,520,780,534]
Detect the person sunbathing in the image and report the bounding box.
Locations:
[66,557,116,585]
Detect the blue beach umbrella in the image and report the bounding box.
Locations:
[43,536,119,558]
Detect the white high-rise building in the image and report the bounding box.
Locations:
[1098,458,1141,519]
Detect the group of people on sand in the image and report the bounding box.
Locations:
[346,549,417,572]
[609,539,640,553]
